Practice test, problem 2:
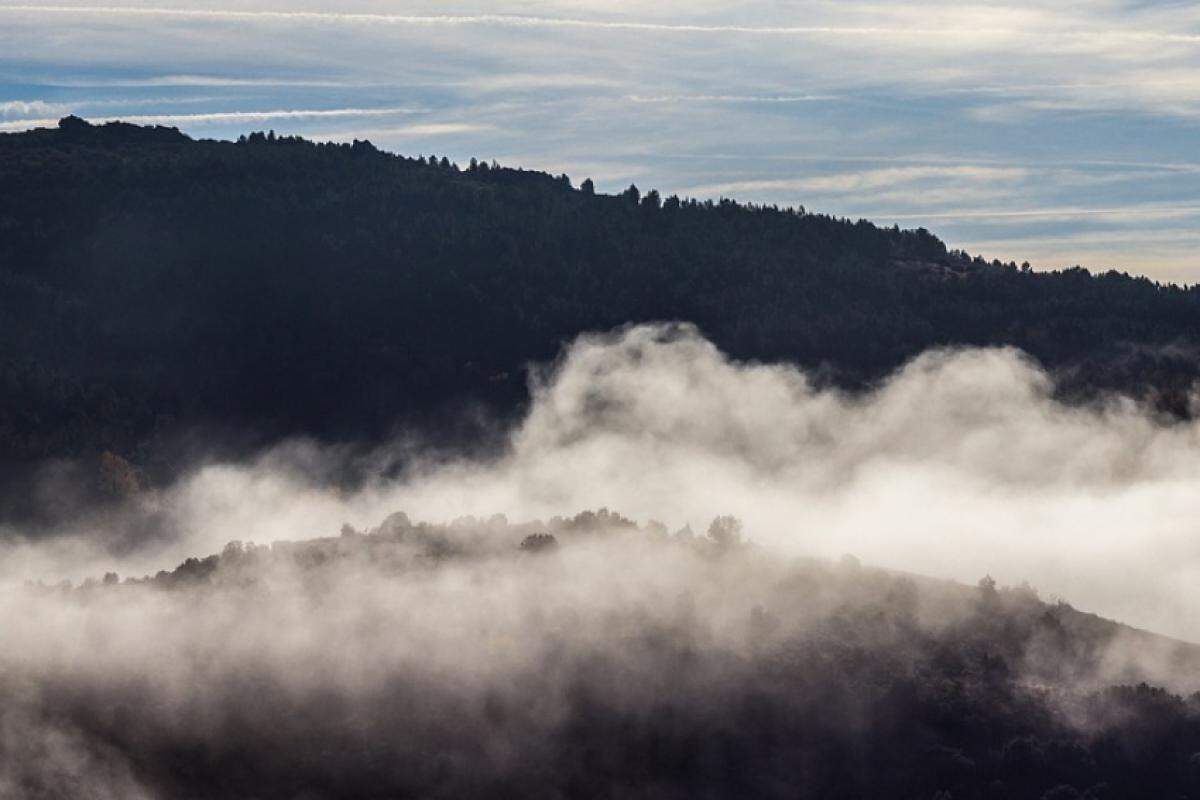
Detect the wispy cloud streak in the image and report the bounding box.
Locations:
[0,105,424,132]
[3,4,1200,46]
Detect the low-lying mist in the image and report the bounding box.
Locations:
[7,322,1200,638]
[7,322,1200,798]
[5,511,1200,798]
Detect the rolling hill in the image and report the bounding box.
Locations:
[3,117,1200,487]
[9,510,1200,799]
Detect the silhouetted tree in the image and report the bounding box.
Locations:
[707,515,743,550]
[519,533,558,552]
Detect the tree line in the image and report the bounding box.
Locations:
[3,117,1199,488]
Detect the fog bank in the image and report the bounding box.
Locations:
[9,322,1200,639]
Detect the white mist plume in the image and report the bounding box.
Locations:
[8,323,1200,796]
[10,322,1200,640]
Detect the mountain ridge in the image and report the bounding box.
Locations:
[3,116,1200,485]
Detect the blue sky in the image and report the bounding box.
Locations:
[2,1,1200,281]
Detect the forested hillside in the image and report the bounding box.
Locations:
[12,509,1200,799]
[3,116,1200,478]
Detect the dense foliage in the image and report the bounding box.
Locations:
[3,117,1200,478]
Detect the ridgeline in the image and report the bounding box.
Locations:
[3,116,1199,479]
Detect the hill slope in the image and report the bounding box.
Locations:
[9,510,1200,799]
[3,117,1200,476]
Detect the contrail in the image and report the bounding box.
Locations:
[2,4,1200,45]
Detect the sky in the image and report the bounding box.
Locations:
[2,1,1200,281]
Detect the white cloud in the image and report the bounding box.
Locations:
[319,121,494,141]
[0,98,66,119]
[1,3,1198,48]
[626,93,836,104]
[690,165,1028,196]
[38,74,368,87]
[877,203,1200,223]
[0,105,425,132]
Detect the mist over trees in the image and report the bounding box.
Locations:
[7,116,1200,799]
[8,511,1200,799]
[4,117,1200,502]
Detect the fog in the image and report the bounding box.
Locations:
[7,322,1200,797]
[0,519,1041,797]
[9,322,1199,637]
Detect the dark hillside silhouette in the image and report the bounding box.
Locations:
[3,117,1200,481]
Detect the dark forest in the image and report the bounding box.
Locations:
[6,117,1200,800]
[3,117,1199,488]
